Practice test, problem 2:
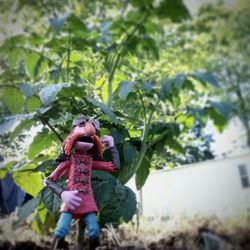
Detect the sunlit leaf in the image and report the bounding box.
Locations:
[192,71,219,88]
[2,87,24,114]
[13,170,43,197]
[207,107,227,132]
[28,130,54,159]
[24,53,40,79]
[208,101,232,118]
[26,96,42,112]
[118,81,136,100]
[39,83,69,106]
[8,49,21,69]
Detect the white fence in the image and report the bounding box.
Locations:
[126,154,250,218]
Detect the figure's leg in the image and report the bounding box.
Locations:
[54,212,73,238]
[83,212,100,249]
[52,212,72,249]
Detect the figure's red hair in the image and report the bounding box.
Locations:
[93,135,103,157]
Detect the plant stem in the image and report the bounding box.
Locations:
[46,121,63,142]
[147,129,169,148]
[107,53,122,108]
[106,12,150,108]
[136,88,147,138]
[70,97,83,114]
[66,30,71,83]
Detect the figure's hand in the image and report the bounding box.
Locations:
[60,190,81,210]
[48,172,59,181]
[101,135,114,149]
[106,162,117,172]
[93,161,117,172]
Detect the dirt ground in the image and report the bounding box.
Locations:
[0,214,250,250]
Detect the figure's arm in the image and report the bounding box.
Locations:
[47,160,71,182]
[102,135,120,169]
[46,179,81,210]
[46,160,81,210]
[108,146,120,169]
[92,135,120,172]
[46,160,71,196]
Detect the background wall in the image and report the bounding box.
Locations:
[127,154,250,218]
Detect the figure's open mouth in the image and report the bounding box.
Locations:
[76,136,94,143]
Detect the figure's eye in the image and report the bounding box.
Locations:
[79,121,86,127]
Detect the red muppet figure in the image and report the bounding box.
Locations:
[46,115,120,250]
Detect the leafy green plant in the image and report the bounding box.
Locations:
[0,0,231,236]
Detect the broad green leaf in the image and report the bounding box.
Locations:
[159,79,174,100]
[110,126,129,144]
[118,81,136,100]
[0,169,7,179]
[67,14,87,35]
[102,82,109,103]
[26,96,41,112]
[28,130,54,159]
[136,156,150,190]
[70,50,81,62]
[41,186,61,213]
[176,113,194,129]
[34,57,48,77]
[8,49,20,69]
[95,75,106,88]
[49,14,68,33]
[13,171,43,197]
[142,81,153,93]
[31,215,44,235]
[12,194,41,229]
[2,87,24,114]
[187,108,208,127]
[33,160,56,173]
[112,186,137,222]
[154,0,190,22]
[0,161,17,179]
[24,53,40,79]
[131,0,152,9]
[92,171,136,227]
[39,83,69,106]
[207,107,228,132]
[9,119,34,143]
[208,101,232,118]
[168,138,185,153]
[192,71,219,88]
[123,142,137,166]
[142,35,159,60]
[90,99,118,123]
[20,83,42,97]
[91,171,116,209]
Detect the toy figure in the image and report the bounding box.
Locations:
[46,115,120,250]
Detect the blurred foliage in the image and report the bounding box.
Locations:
[0,0,244,235]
